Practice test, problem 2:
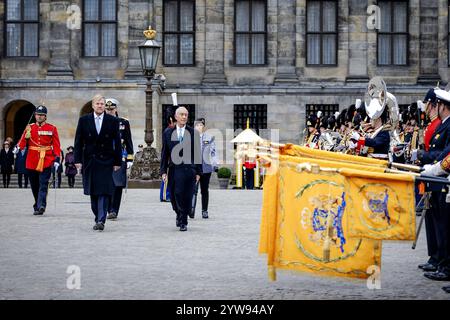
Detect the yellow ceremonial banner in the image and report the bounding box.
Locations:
[276,155,387,173]
[279,144,388,168]
[259,168,278,255]
[265,160,381,279]
[341,169,416,241]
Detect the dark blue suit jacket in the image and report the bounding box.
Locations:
[420,118,450,165]
[74,112,122,195]
[160,125,202,176]
[365,130,390,155]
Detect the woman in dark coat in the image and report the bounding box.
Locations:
[0,141,14,188]
[64,146,77,188]
[15,146,29,188]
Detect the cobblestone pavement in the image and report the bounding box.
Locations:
[0,189,448,300]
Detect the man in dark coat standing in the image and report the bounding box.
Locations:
[160,106,202,231]
[74,94,122,231]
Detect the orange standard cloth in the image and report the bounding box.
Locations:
[259,158,382,280]
[339,168,416,241]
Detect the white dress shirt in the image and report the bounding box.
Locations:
[94,113,104,134]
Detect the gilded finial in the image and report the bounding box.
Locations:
[143,25,157,40]
[246,118,250,129]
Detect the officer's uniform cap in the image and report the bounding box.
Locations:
[434,89,450,104]
[105,98,119,109]
[424,89,437,104]
[35,105,47,115]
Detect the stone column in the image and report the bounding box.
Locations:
[274,0,298,84]
[202,0,227,85]
[417,0,441,84]
[345,0,369,83]
[46,1,73,79]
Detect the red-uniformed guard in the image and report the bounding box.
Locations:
[423,89,442,152]
[16,105,61,215]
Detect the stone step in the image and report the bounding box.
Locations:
[1,173,233,189]
[1,174,83,189]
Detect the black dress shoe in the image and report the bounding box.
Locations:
[93,224,99,230]
[418,263,437,272]
[34,207,45,215]
[107,212,117,220]
[189,210,195,219]
[442,286,450,293]
[179,225,187,231]
[98,222,105,231]
[424,271,450,281]
[202,210,209,219]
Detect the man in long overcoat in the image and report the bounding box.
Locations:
[74,94,122,231]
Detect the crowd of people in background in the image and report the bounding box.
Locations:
[0,137,79,189]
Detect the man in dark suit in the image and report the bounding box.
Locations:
[417,89,450,280]
[160,106,202,231]
[74,94,122,231]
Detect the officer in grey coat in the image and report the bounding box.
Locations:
[105,98,134,220]
[191,118,218,219]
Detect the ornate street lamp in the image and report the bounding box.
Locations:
[139,25,161,146]
[129,26,162,184]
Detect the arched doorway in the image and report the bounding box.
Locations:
[4,100,36,145]
[80,101,93,116]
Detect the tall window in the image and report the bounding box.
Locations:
[234,105,267,135]
[234,0,267,65]
[5,0,39,57]
[83,0,117,57]
[377,0,408,66]
[306,0,337,66]
[163,0,195,66]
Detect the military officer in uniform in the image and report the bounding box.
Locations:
[16,105,61,215]
[104,98,134,220]
[416,89,450,281]
[421,148,450,293]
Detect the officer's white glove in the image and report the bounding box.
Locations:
[422,163,447,177]
[12,146,19,154]
[127,162,132,169]
[54,162,60,171]
[350,131,360,141]
[348,141,357,149]
[410,149,418,162]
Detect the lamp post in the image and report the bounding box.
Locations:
[129,26,163,185]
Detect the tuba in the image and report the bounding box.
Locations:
[364,77,402,156]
